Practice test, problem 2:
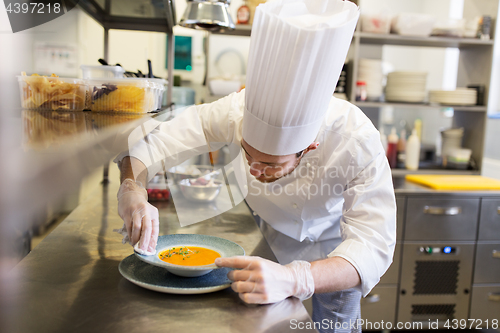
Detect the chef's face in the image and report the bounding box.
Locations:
[241,140,317,183]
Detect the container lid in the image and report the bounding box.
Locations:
[17,75,86,84]
[87,77,151,87]
[80,65,125,73]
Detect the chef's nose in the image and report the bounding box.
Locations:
[249,164,264,177]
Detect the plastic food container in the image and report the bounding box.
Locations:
[148,78,167,110]
[80,65,125,79]
[147,173,170,201]
[361,14,392,34]
[18,75,88,111]
[391,13,436,37]
[87,78,156,113]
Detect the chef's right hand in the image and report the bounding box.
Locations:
[117,179,159,253]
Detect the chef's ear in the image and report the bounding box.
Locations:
[304,142,320,155]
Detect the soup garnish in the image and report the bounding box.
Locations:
[159,246,221,266]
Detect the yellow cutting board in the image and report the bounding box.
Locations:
[405,175,500,190]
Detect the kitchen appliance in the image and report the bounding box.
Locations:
[398,242,475,324]
[179,0,235,31]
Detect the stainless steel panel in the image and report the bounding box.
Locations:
[470,285,500,323]
[396,196,405,241]
[478,198,500,241]
[473,243,500,283]
[3,183,315,333]
[398,242,475,324]
[380,243,401,284]
[360,285,398,329]
[405,198,480,241]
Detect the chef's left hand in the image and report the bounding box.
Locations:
[215,256,315,304]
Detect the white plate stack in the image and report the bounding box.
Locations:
[358,59,383,101]
[429,89,477,106]
[385,71,427,103]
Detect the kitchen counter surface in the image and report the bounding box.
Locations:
[3,181,316,333]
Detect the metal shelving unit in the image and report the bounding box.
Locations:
[69,0,177,106]
[356,31,495,48]
[348,0,499,175]
[354,101,488,112]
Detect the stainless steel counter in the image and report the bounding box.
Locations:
[3,181,315,333]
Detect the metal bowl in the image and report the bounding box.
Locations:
[178,179,223,203]
[166,165,215,184]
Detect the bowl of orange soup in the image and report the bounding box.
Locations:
[134,234,245,277]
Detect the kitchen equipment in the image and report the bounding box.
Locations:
[119,254,233,294]
[391,13,436,37]
[167,86,196,108]
[405,175,500,190]
[361,13,392,34]
[80,65,125,79]
[166,165,217,184]
[18,75,88,111]
[179,0,235,31]
[429,89,477,106]
[385,71,427,103]
[134,234,245,277]
[444,148,472,169]
[178,178,223,203]
[87,78,156,113]
[441,127,464,160]
[357,58,383,100]
[467,84,485,105]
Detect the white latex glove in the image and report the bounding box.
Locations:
[215,256,315,304]
[114,179,159,255]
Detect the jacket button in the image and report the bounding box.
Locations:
[306,162,311,168]
[252,212,257,216]
[293,203,298,209]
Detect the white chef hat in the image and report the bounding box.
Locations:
[243,0,359,156]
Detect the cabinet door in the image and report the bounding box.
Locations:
[478,199,500,241]
[396,196,405,241]
[405,198,479,241]
[469,285,500,323]
[473,243,500,284]
[360,285,397,328]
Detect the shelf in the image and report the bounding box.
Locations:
[211,25,252,37]
[354,101,488,112]
[356,32,494,48]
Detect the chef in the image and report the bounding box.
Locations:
[115,0,396,331]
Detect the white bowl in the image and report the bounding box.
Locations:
[178,178,223,203]
[135,234,245,277]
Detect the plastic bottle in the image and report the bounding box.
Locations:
[405,129,421,170]
[386,127,398,168]
[414,118,422,142]
[380,128,388,152]
[397,129,406,163]
[356,81,367,101]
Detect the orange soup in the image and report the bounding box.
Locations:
[158,246,221,266]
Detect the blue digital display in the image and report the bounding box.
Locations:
[443,246,452,254]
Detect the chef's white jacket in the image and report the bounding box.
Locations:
[117,90,396,297]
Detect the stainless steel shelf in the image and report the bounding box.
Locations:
[356,32,494,48]
[211,24,252,36]
[354,101,488,112]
